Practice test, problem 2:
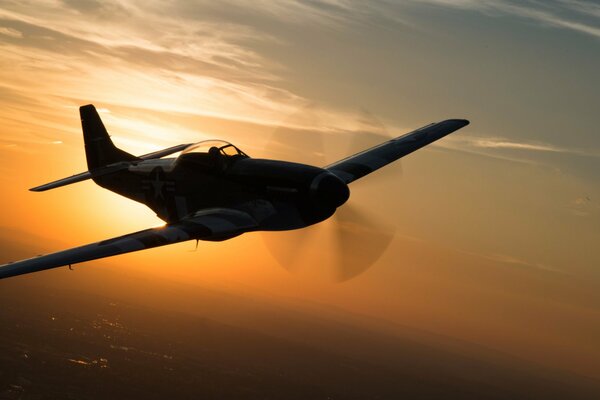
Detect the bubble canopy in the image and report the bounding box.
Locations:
[179,140,248,158]
[175,140,249,169]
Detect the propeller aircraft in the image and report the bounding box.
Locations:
[0,105,468,280]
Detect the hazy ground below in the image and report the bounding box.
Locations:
[0,230,599,399]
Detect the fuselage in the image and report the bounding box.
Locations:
[93,154,350,232]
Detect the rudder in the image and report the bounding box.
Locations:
[80,104,138,170]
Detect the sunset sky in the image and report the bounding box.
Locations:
[0,0,599,381]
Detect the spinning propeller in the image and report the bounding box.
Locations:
[262,106,398,282]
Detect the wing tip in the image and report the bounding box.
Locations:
[445,118,470,126]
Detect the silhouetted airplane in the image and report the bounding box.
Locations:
[0,105,468,279]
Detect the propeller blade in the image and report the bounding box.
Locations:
[261,227,315,274]
[330,204,395,282]
[262,204,395,282]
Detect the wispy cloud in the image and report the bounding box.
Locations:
[458,248,565,273]
[473,140,565,152]
[568,196,599,217]
[0,1,295,151]
[417,0,600,39]
[556,0,600,20]
[205,0,410,29]
[0,0,598,162]
[468,136,597,156]
[484,253,564,273]
[0,26,22,38]
[0,0,400,152]
[433,133,600,163]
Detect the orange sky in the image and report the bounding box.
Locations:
[0,0,599,380]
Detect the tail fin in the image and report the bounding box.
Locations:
[80,104,139,170]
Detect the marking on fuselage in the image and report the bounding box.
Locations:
[151,174,165,199]
[142,167,175,201]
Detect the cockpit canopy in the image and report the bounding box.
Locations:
[175,140,249,170]
[180,140,248,157]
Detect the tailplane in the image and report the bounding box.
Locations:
[30,105,191,192]
[80,104,139,170]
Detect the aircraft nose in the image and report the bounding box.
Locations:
[311,172,350,209]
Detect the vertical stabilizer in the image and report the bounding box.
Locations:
[80,104,138,170]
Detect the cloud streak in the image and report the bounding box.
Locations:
[432,133,600,164]
[0,0,598,168]
[568,196,599,218]
[0,26,22,38]
[417,0,600,39]
[485,253,564,274]
[0,0,404,153]
[0,1,306,151]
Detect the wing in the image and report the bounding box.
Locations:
[0,208,257,280]
[326,119,469,184]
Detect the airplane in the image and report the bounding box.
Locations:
[0,105,469,279]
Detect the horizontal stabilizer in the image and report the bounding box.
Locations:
[30,162,130,192]
[139,143,193,160]
[30,171,92,192]
[30,143,193,192]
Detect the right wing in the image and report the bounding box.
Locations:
[0,208,257,280]
[327,119,469,184]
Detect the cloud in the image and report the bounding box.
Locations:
[0,0,399,150]
[417,0,600,39]
[473,140,565,152]
[468,137,598,156]
[459,248,565,273]
[432,133,600,164]
[0,1,304,150]
[196,0,410,29]
[568,196,599,217]
[558,0,600,18]
[0,0,597,163]
[485,253,564,273]
[0,26,22,38]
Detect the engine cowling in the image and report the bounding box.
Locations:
[309,171,350,209]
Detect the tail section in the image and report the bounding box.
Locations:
[80,104,139,170]
[30,105,191,192]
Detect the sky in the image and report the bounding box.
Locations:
[0,0,599,381]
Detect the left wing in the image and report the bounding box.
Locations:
[0,208,257,280]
